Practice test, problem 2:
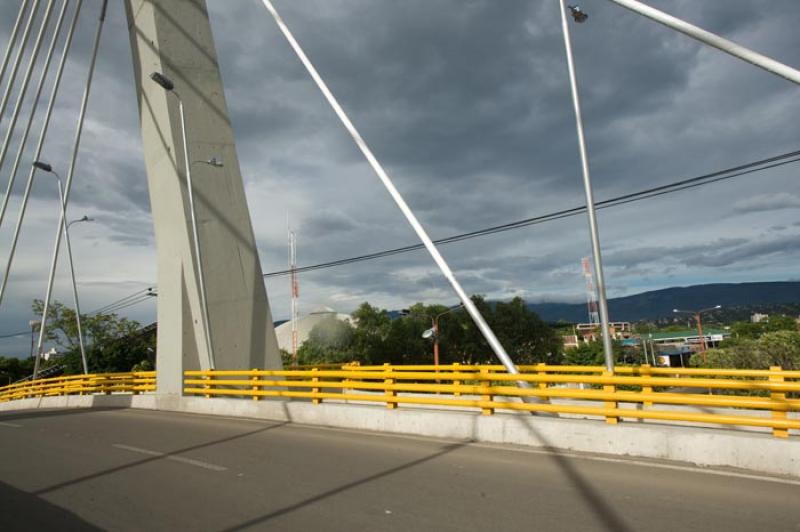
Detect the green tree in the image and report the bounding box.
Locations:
[0,355,34,384]
[563,339,626,366]
[32,299,155,374]
[690,330,800,369]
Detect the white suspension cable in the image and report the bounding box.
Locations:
[0,0,41,131]
[0,0,31,89]
[0,0,83,308]
[606,0,800,86]
[0,0,57,229]
[34,0,107,379]
[259,0,528,383]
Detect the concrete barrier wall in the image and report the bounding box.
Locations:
[1,395,797,478]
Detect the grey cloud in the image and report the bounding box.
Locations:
[1,0,799,347]
[733,192,800,214]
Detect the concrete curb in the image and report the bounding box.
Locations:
[1,394,797,478]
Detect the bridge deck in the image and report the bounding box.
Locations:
[0,408,797,531]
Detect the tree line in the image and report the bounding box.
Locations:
[290,296,566,366]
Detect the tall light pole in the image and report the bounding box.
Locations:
[150,71,217,370]
[673,305,721,364]
[558,3,615,372]
[33,161,90,374]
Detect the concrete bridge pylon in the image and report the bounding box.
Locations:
[126,0,282,393]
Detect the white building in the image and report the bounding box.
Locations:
[274,306,352,353]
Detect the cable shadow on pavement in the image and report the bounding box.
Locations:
[509,415,635,532]
[0,480,101,532]
[34,421,290,496]
[220,440,468,531]
[0,406,128,423]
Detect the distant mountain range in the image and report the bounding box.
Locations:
[527,282,800,323]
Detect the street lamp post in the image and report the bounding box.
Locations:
[422,304,464,367]
[150,71,220,371]
[33,161,91,374]
[558,2,615,373]
[673,305,721,364]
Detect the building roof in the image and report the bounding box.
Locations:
[645,328,729,341]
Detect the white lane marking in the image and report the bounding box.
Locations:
[100,410,799,486]
[0,421,22,428]
[112,444,227,472]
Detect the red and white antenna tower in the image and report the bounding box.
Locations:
[288,224,299,362]
[582,257,599,325]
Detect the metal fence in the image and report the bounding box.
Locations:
[184,363,800,438]
[0,371,156,401]
[2,364,798,438]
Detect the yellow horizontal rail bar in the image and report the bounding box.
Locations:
[183,378,800,411]
[182,387,800,430]
[340,364,800,379]
[184,369,800,392]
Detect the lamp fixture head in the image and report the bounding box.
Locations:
[150,71,175,91]
[568,5,588,23]
[33,161,53,172]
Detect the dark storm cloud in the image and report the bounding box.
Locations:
[0,0,798,348]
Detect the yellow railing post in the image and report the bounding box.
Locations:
[312,367,321,405]
[204,374,212,399]
[453,362,462,397]
[536,363,549,402]
[384,363,397,409]
[479,367,494,416]
[769,366,789,438]
[641,364,653,407]
[602,371,619,424]
[251,369,260,401]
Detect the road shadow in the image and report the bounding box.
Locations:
[0,480,101,531]
[0,406,128,423]
[507,414,635,532]
[220,441,468,531]
[34,420,289,496]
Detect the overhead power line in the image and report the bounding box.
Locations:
[1,150,796,339]
[0,287,157,340]
[263,148,800,278]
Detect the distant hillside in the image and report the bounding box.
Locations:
[528,282,800,323]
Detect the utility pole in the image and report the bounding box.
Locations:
[288,223,299,363]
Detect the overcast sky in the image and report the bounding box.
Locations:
[0,0,798,355]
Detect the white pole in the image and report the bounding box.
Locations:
[0,0,31,89]
[260,0,528,383]
[0,0,57,229]
[606,0,800,86]
[64,217,89,374]
[34,0,106,379]
[49,175,89,374]
[0,0,82,308]
[558,1,615,372]
[175,95,216,371]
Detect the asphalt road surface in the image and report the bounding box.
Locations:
[0,408,798,531]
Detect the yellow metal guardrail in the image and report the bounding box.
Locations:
[0,371,156,402]
[2,365,798,439]
[184,364,800,438]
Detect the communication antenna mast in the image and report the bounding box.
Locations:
[288,224,299,363]
[582,257,599,325]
